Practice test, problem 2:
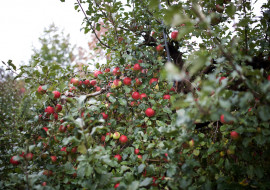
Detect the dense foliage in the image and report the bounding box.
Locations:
[1,0,270,189]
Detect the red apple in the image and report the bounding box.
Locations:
[42,182,47,186]
[114,154,122,161]
[112,67,121,76]
[104,68,110,73]
[101,112,108,119]
[133,63,142,71]
[163,94,170,100]
[230,131,239,140]
[61,147,67,152]
[156,44,164,52]
[25,153,33,161]
[83,80,91,87]
[95,86,101,91]
[138,60,143,63]
[90,80,97,86]
[10,156,20,165]
[171,31,178,40]
[134,149,139,155]
[145,108,155,117]
[53,113,58,120]
[43,127,48,132]
[51,156,57,163]
[59,125,66,133]
[123,77,132,85]
[267,75,270,81]
[137,155,142,159]
[119,135,128,144]
[140,93,147,100]
[94,70,103,78]
[132,92,141,100]
[101,135,106,142]
[114,183,120,189]
[71,147,77,154]
[70,78,79,86]
[55,104,62,112]
[149,78,158,85]
[135,78,142,85]
[45,106,54,114]
[37,86,46,94]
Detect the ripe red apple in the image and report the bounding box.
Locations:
[145,108,155,117]
[133,63,142,71]
[138,59,143,63]
[45,106,54,114]
[37,86,46,94]
[156,44,164,52]
[78,81,83,86]
[55,104,62,112]
[51,156,57,163]
[135,78,142,85]
[123,77,132,85]
[59,125,66,133]
[25,153,33,161]
[83,80,91,87]
[10,156,20,165]
[132,92,141,100]
[69,86,76,91]
[95,86,101,91]
[114,154,122,161]
[70,78,79,86]
[94,70,103,78]
[170,87,176,92]
[42,182,47,186]
[114,183,120,189]
[163,94,170,100]
[104,68,110,73]
[112,67,121,76]
[61,147,67,152]
[53,113,58,120]
[113,132,120,139]
[130,101,136,106]
[101,112,108,119]
[112,79,122,88]
[90,80,97,86]
[134,149,139,154]
[71,147,77,154]
[101,135,106,142]
[137,155,142,159]
[149,78,158,85]
[267,75,270,81]
[230,131,239,140]
[119,135,128,144]
[140,93,147,100]
[171,31,178,40]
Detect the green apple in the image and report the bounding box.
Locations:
[113,132,120,139]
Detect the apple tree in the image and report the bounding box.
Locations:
[2,0,270,189]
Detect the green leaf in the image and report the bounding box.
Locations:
[258,106,270,121]
[119,98,127,106]
[139,177,153,187]
[156,120,167,127]
[128,181,139,190]
[109,96,116,103]
[7,60,16,71]
[163,107,172,114]
[138,164,145,174]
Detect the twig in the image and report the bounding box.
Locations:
[76,0,111,49]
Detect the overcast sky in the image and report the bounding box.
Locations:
[0,0,267,68]
[0,0,89,67]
